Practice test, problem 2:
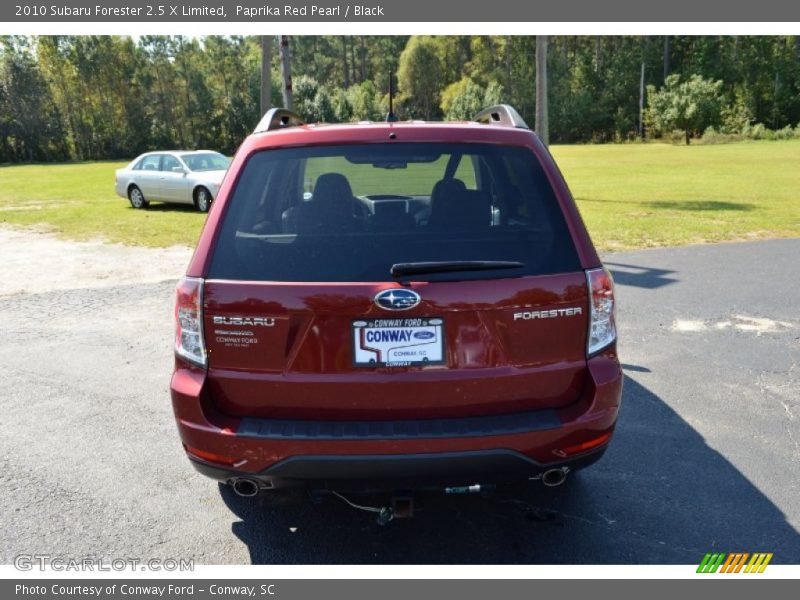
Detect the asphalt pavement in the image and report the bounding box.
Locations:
[1,231,798,564]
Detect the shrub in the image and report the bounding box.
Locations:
[292,76,335,123]
[664,129,690,145]
[332,88,353,123]
[346,81,384,122]
[698,122,799,144]
[440,78,505,121]
[772,125,795,140]
[720,99,753,134]
[645,74,724,144]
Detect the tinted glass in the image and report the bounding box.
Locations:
[181,152,230,172]
[161,155,181,171]
[208,143,580,282]
[136,155,161,171]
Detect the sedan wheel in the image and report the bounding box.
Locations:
[195,187,212,213]
[128,186,148,209]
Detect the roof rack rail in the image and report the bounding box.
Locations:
[253,108,306,134]
[472,104,529,129]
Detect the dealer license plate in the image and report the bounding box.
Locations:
[352,317,445,367]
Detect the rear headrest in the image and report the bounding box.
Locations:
[429,178,487,228]
[431,178,467,203]
[313,173,353,205]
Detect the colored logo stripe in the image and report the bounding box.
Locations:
[744,553,773,573]
[697,552,773,573]
[720,553,748,573]
[697,553,725,573]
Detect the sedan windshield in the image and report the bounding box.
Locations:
[181,152,230,172]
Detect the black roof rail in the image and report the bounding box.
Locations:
[253,108,306,134]
[472,104,529,129]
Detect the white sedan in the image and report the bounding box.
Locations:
[114,150,230,212]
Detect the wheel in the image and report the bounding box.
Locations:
[128,185,149,209]
[194,187,212,213]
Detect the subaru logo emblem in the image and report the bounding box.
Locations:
[374,289,421,311]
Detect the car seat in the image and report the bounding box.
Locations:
[428,178,489,229]
[282,173,359,234]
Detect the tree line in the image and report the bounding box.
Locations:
[1,35,799,163]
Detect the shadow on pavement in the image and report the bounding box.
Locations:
[220,376,800,564]
[606,262,678,289]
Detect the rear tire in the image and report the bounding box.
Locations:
[194,187,212,213]
[128,185,149,209]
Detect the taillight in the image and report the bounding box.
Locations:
[586,267,616,356]
[175,277,206,367]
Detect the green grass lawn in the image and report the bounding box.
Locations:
[1,140,799,250]
[0,160,205,247]
[552,140,800,251]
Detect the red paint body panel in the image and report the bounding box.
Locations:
[171,350,621,474]
[172,119,622,488]
[202,272,588,420]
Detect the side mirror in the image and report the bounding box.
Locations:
[172,166,186,174]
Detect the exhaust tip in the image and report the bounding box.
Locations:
[231,478,260,497]
[541,468,569,487]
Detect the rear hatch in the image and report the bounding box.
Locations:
[203,141,589,421]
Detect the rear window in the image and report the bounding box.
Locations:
[208,143,580,282]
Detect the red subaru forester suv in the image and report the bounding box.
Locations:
[171,105,622,504]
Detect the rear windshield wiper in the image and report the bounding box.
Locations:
[390,260,526,277]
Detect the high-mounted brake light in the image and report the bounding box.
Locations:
[586,267,616,356]
[175,277,206,367]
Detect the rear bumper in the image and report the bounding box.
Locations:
[189,446,608,492]
[170,351,622,490]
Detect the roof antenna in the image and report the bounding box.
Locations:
[385,71,398,123]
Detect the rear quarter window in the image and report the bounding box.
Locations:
[208,142,580,282]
